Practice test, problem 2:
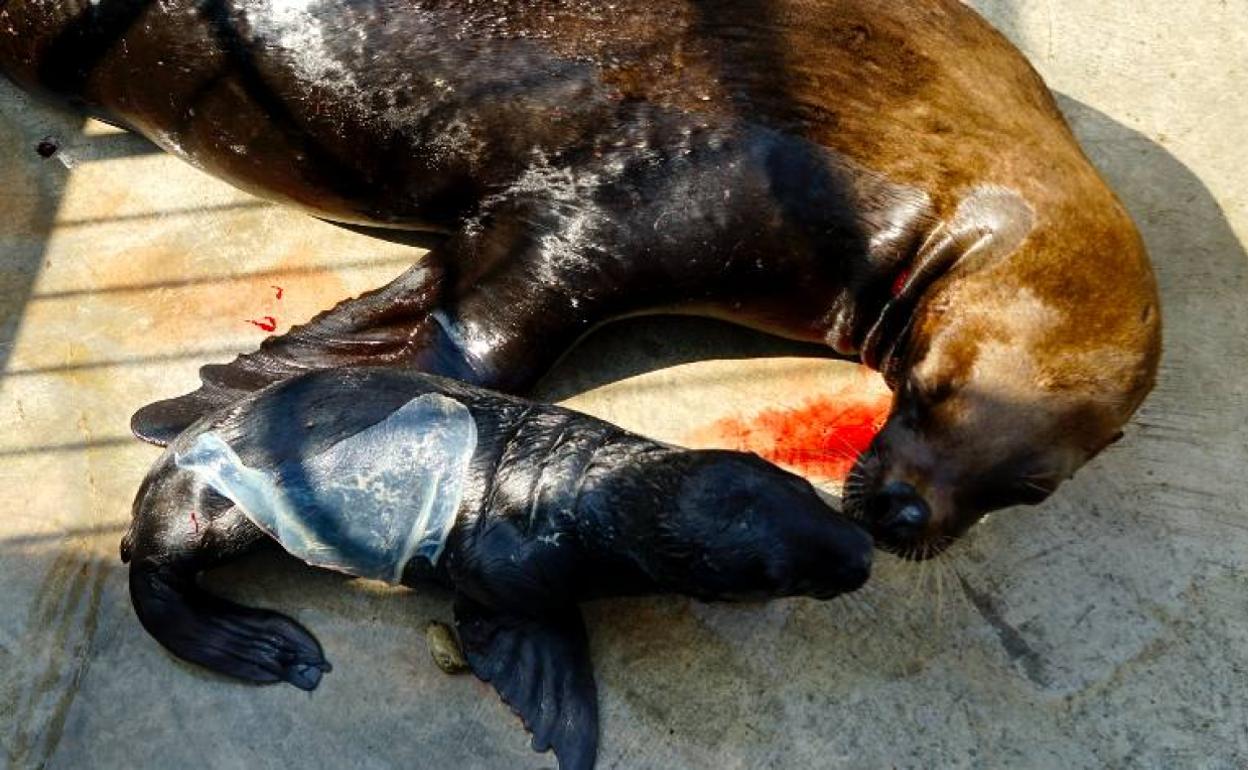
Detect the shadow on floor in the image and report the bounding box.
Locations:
[0,115,76,377]
[535,316,838,402]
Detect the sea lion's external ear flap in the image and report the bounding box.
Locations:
[130,260,453,447]
[453,596,598,770]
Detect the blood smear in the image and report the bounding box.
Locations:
[891,266,912,297]
[690,394,891,483]
[246,316,278,332]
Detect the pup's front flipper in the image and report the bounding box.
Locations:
[130,257,464,447]
[454,597,598,770]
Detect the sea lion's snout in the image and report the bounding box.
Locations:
[757,501,874,600]
[649,451,874,600]
[866,481,932,547]
[733,461,876,598]
[848,403,1077,560]
[809,519,874,597]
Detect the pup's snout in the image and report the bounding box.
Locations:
[813,517,873,596]
[836,541,873,593]
[868,481,932,547]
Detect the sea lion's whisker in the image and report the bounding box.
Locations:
[930,545,963,623]
[850,584,881,616]
[835,591,874,624]
[1021,479,1055,495]
[907,553,930,603]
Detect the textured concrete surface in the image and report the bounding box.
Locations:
[1,2,1246,768]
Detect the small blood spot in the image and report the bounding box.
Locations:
[36,138,59,158]
[272,285,284,300]
[891,266,912,297]
[247,316,278,332]
[189,510,200,533]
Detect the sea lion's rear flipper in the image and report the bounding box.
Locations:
[454,596,598,770]
[131,258,462,447]
[128,561,332,691]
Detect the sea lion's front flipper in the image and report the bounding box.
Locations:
[454,596,598,770]
[131,258,464,446]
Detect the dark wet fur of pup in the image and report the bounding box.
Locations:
[122,367,872,770]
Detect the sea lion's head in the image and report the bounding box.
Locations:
[848,189,1162,559]
[670,451,875,599]
[587,448,873,599]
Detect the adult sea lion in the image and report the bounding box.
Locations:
[0,0,1162,556]
[123,366,873,770]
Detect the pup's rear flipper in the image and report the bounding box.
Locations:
[131,259,455,447]
[129,562,331,690]
[454,597,598,770]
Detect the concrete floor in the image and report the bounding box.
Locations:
[1,2,1246,768]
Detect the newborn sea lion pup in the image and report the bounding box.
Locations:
[122,367,872,770]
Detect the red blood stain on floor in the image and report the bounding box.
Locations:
[246,315,278,332]
[691,394,892,483]
[245,288,285,332]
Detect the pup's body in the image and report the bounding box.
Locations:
[124,367,871,770]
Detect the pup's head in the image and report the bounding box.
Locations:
[595,449,872,600]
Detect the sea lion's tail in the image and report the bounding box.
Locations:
[130,257,456,447]
[127,559,331,691]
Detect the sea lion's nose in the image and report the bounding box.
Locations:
[838,543,873,592]
[870,481,932,544]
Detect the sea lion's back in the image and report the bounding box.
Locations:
[0,1,1077,199]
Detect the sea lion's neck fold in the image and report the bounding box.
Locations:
[483,408,625,528]
[835,184,1038,382]
[817,169,935,362]
[566,440,676,594]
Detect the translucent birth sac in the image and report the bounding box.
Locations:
[176,393,478,583]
